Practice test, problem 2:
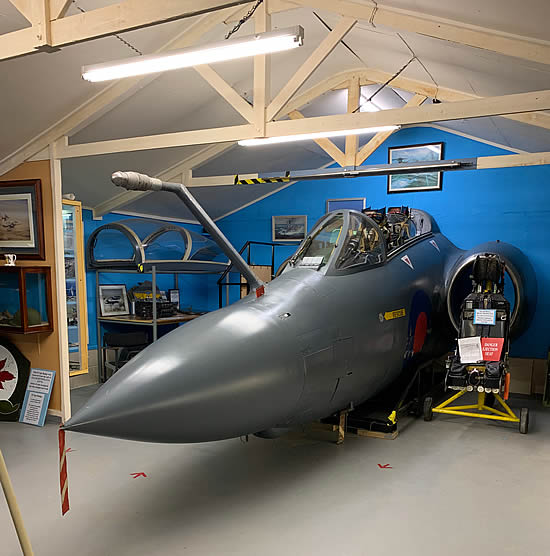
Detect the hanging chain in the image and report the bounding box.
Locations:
[225,0,264,39]
[72,1,143,55]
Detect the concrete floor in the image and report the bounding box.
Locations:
[1,386,549,556]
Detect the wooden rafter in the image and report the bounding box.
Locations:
[253,1,271,135]
[344,76,360,166]
[0,6,243,178]
[288,110,345,166]
[266,16,357,121]
[93,143,235,217]
[287,0,550,65]
[1,0,256,61]
[50,0,72,20]
[54,89,550,159]
[194,65,254,124]
[356,94,427,165]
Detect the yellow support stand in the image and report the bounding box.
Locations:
[425,391,529,433]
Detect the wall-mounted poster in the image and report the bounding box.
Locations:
[326,198,365,213]
[98,284,130,317]
[388,143,444,193]
[272,215,307,242]
[0,179,45,260]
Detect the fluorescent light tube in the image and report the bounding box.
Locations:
[239,126,400,147]
[82,26,304,82]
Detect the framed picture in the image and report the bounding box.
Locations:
[326,198,365,213]
[0,179,45,260]
[388,143,444,193]
[272,215,307,242]
[98,284,129,317]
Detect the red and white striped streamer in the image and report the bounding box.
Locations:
[58,428,70,515]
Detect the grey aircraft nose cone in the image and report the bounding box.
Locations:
[63,304,303,443]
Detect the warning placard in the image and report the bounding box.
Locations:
[481,338,504,361]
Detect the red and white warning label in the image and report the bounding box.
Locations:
[481,338,504,361]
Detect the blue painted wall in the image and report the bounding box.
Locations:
[216,127,550,358]
[82,210,210,349]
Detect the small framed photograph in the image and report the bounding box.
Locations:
[388,142,444,193]
[326,198,365,213]
[272,215,307,242]
[98,284,129,317]
[0,179,45,260]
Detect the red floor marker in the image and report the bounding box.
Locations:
[58,428,70,515]
[130,472,147,479]
[378,464,392,469]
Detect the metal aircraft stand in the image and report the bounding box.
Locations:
[424,378,529,433]
[324,357,447,443]
[423,254,529,434]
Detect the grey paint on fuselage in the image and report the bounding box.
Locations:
[63,209,536,444]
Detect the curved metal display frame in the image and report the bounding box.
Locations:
[87,219,229,274]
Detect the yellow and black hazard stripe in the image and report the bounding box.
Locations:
[234,175,291,185]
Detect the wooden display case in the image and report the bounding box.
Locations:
[62,200,89,377]
[0,266,53,333]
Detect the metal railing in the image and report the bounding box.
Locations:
[217,241,282,307]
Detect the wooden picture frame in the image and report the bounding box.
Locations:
[272,215,307,242]
[0,179,45,260]
[387,142,444,194]
[0,266,53,334]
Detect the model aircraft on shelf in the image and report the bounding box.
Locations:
[63,172,536,443]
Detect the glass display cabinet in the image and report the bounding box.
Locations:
[0,266,53,333]
[62,200,88,376]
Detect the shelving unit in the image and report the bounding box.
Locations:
[95,266,203,382]
[62,200,88,377]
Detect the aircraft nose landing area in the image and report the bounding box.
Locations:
[63,307,303,443]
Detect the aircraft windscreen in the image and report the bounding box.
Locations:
[336,213,384,270]
[293,214,343,269]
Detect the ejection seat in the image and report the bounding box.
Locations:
[446,255,510,392]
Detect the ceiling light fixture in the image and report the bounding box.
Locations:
[239,126,400,147]
[82,26,304,82]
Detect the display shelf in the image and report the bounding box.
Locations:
[63,200,88,377]
[95,265,212,382]
[0,266,53,333]
[99,313,200,325]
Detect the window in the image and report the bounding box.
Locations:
[336,213,384,270]
[293,214,343,269]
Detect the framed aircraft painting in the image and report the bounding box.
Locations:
[387,142,444,193]
[272,215,307,242]
[0,179,45,260]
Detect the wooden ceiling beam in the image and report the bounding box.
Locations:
[356,93,426,165]
[289,0,550,65]
[289,110,345,166]
[55,89,550,159]
[0,0,256,61]
[266,16,357,121]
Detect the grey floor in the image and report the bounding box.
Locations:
[1,385,549,556]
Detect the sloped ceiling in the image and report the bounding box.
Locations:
[1,0,549,222]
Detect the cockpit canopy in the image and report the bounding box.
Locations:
[287,208,431,275]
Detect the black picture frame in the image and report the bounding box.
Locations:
[0,179,45,260]
[387,142,444,194]
[98,284,130,317]
[272,215,307,242]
